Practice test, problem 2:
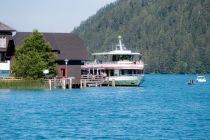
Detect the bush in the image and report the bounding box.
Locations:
[0,80,49,90]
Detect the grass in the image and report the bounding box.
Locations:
[0,79,49,90]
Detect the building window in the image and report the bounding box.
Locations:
[0,37,6,48]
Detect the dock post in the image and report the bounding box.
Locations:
[69,78,72,89]
[62,79,66,89]
[80,79,83,88]
[54,77,56,89]
[112,79,115,87]
[49,79,52,90]
[84,79,87,88]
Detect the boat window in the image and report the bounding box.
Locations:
[81,70,88,75]
[112,55,133,61]
[128,70,132,74]
[121,55,132,61]
[114,70,119,76]
[112,55,119,61]
[110,70,114,76]
[120,70,143,75]
[136,70,143,74]
[112,55,115,61]
[92,55,109,63]
[119,70,132,75]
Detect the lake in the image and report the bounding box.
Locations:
[0,74,210,139]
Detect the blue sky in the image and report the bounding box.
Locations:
[0,0,116,32]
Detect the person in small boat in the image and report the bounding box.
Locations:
[188,80,195,85]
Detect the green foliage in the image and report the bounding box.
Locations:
[12,30,58,79]
[74,0,210,74]
[0,80,49,90]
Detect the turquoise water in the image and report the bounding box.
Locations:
[0,74,210,139]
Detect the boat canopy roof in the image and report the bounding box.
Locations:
[92,50,141,56]
[92,36,141,56]
[197,76,206,79]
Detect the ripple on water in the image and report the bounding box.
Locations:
[0,74,210,139]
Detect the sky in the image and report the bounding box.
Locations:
[0,0,116,33]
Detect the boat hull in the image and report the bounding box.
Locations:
[106,75,144,86]
[196,76,207,83]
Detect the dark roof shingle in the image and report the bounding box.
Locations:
[13,32,88,61]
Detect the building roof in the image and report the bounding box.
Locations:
[13,32,88,61]
[0,22,15,32]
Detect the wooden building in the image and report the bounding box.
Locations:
[13,32,88,86]
[0,22,15,77]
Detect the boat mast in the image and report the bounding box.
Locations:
[118,35,123,50]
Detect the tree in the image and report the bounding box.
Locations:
[74,0,210,74]
[12,30,58,80]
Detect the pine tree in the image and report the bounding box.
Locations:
[12,30,58,80]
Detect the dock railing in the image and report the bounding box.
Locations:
[48,77,75,90]
[81,74,106,87]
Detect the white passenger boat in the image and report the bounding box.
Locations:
[81,36,144,86]
[196,76,207,83]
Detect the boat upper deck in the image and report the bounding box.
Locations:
[82,60,144,70]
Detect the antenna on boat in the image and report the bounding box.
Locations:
[118,35,123,50]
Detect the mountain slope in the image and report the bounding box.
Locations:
[73,0,210,73]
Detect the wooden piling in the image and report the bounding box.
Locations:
[53,77,56,89]
[84,79,87,88]
[80,79,87,88]
[49,79,52,90]
[80,79,83,88]
[112,79,115,87]
[69,78,72,89]
[62,79,66,89]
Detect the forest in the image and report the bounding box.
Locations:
[74,0,210,74]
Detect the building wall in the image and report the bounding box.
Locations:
[0,61,10,77]
[57,60,83,85]
[68,65,81,85]
[0,32,13,77]
[0,32,12,52]
[0,61,10,70]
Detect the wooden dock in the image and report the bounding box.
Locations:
[80,75,105,88]
[80,74,115,88]
[48,77,75,90]
[48,75,116,90]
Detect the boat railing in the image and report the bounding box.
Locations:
[84,60,144,65]
[111,74,143,77]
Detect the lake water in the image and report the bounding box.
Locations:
[0,74,210,139]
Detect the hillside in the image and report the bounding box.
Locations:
[73,0,210,73]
